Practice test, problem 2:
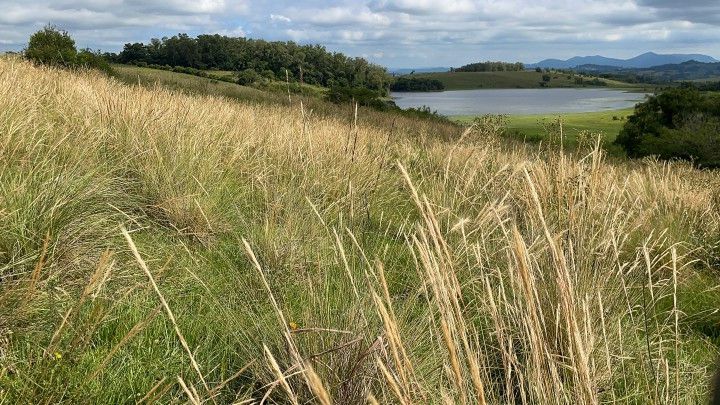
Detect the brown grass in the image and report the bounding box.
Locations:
[1,56,719,403]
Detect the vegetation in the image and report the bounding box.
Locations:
[390,77,445,92]
[111,64,452,127]
[25,25,77,67]
[413,70,634,90]
[454,108,634,155]
[455,61,525,72]
[325,86,386,109]
[2,56,719,404]
[616,87,720,167]
[113,34,391,94]
[578,60,720,84]
[25,26,111,74]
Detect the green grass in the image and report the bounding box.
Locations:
[112,64,280,104]
[206,69,236,78]
[3,57,719,404]
[414,71,640,90]
[110,64,460,140]
[454,108,635,154]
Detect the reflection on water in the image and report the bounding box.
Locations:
[391,88,648,116]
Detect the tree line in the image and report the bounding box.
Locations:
[454,61,525,72]
[390,77,445,92]
[111,34,391,95]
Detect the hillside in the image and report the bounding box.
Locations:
[111,64,458,138]
[577,60,720,83]
[2,57,720,403]
[530,51,718,69]
[411,70,636,90]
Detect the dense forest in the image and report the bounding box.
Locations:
[390,77,445,91]
[454,61,525,72]
[112,34,391,94]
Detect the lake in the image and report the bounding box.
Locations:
[391,88,648,116]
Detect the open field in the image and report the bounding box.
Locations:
[207,69,236,78]
[414,70,643,90]
[2,57,720,403]
[454,108,635,154]
[113,64,277,103]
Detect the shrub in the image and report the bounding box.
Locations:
[25,25,77,67]
[77,49,112,74]
[237,68,261,85]
[615,88,720,167]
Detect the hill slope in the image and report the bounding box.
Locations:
[2,57,719,403]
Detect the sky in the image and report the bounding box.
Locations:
[1,0,719,68]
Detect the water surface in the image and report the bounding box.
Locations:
[391,88,648,116]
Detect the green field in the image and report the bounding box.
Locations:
[455,108,635,154]
[414,71,641,90]
[112,64,278,104]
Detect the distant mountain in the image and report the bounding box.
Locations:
[587,60,720,83]
[528,52,718,69]
[390,67,451,75]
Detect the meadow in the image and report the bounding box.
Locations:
[414,70,642,90]
[454,109,635,155]
[1,57,720,404]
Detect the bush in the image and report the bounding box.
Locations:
[615,88,720,167]
[237,69,261,85]
[77,49,112,74]
[25,25,77,67]
[325,86,391,110]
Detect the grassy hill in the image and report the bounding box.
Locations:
[412,70,639,90]
[2,57,720,403]
[112,64,458,139]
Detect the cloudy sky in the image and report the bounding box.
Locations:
[1,0,718,68]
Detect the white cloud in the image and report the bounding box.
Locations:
[270,14,291,23]
[0,0,718,68]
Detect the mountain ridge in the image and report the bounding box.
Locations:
[528,52,718,69]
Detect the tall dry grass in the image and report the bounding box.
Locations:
[1,56,719,403]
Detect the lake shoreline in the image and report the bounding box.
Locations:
[392,88,649,116]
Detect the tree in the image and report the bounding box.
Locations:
[237,68,260,85]
[115,33,391,93]
[119,43,149,64]
[26,25,77,67]
[390,77,444,92]
[615,87,720,167]
[455,61,525,72]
